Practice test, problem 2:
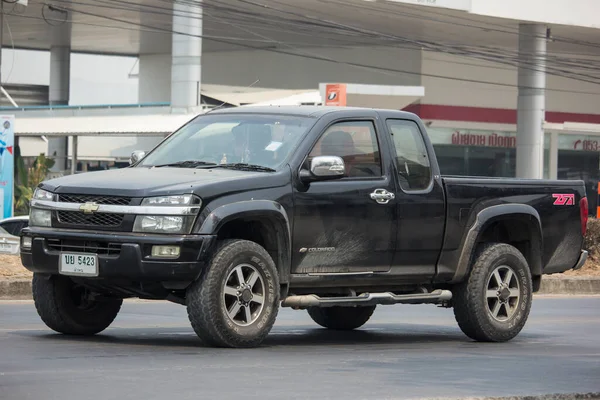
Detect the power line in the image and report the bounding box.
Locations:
[363,0,600,52]
[40,0,600,96]
[6,0,598,94]
[234,0,600,84]
[47,0,600,80]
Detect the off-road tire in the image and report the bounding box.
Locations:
[32,273,123,335]
[186,239,280,348]
[307,305,376,330]
[452,242,533,342]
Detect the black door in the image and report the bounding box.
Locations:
[384,118,446,280]
[291,118,396,275]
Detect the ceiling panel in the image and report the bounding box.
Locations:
[1,0,599,59]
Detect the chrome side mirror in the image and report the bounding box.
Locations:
[300,155,345,182]
[311,156,345,177]
[130,150,146,165]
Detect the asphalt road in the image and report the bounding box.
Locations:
[1,296,599,400]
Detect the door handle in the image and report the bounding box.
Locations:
[370,189,395,204]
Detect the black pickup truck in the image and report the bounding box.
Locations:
[21,106,588,348]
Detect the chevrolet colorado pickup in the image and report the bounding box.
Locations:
[20,106,588,348]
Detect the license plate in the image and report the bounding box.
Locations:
[59,253,98,277]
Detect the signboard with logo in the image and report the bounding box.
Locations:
[427,127,600,152]
[324,84,347,107]
[0,115,14,219]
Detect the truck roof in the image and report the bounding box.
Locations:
[207,105,418,119]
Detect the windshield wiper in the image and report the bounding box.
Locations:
[152,160,217,168]
[212,163,276,172]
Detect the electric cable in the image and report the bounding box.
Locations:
[42,1,600,95]
[12,0,600,93]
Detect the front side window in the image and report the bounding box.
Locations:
[386,119,432,191]
[139,113,315,170]
[306,120,382,178]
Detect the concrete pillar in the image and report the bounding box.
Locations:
[170,0,202,111]
[516,23,547,179]
[48,45,70,172]
[549,131,559,179]
[49,46,70,106]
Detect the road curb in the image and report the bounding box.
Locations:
[1,277,600,300]
[0,279,33,300]
[537,277,600,295]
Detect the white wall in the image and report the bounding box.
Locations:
[69,53,138,105]
[470,0,600,29]
[420,52,600,114]
[136,46,423,101]
[202,46,422,90]
[1,49,50,85]
[0,49,139,106]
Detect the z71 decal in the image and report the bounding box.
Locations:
[552,193,575,206]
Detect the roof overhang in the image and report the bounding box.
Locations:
[544,122,600,135]
[12,113,198,137]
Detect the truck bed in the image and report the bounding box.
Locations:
[436,175,587,281]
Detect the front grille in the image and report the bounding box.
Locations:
[47,238,122,256]
[58,194,131,206]
[58,211,125,227]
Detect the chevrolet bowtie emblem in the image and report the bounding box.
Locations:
[79,202,100,214]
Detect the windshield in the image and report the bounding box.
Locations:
[139,113,315,170]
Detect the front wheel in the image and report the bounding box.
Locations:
[186,239,280,348]
[32,273,123,335]
[452,242,533,342]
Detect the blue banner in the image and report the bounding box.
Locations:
[0,115,15,219]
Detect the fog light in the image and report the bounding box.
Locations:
[151,245,180,258]
[22,237,32,250]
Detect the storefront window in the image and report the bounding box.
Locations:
[427,127,600,216]
[433,146,516,178]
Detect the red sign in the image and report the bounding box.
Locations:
[324,84,347,106]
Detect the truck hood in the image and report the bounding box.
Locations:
[39,166,287,198]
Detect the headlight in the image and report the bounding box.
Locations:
[33,188,54,201]
[134,194,200,234]
[133,215,195,234]
[142,194,199,206]
[30,208,52,227]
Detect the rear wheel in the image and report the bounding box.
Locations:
[307,305,376,330]
[452,243,532,342]
[32,273,123,335]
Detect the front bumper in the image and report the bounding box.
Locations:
[20,227,216,281]
[572,249,589,271]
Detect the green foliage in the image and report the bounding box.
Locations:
[14,148,55,215]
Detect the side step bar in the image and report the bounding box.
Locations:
[281,290,452,309]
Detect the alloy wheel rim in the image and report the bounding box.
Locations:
[223,263,266,327]
[485,265,521,322]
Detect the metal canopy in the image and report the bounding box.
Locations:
[13,113,197,137]
[5,0,600,56]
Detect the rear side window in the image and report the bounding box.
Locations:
[386,119,431,191]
